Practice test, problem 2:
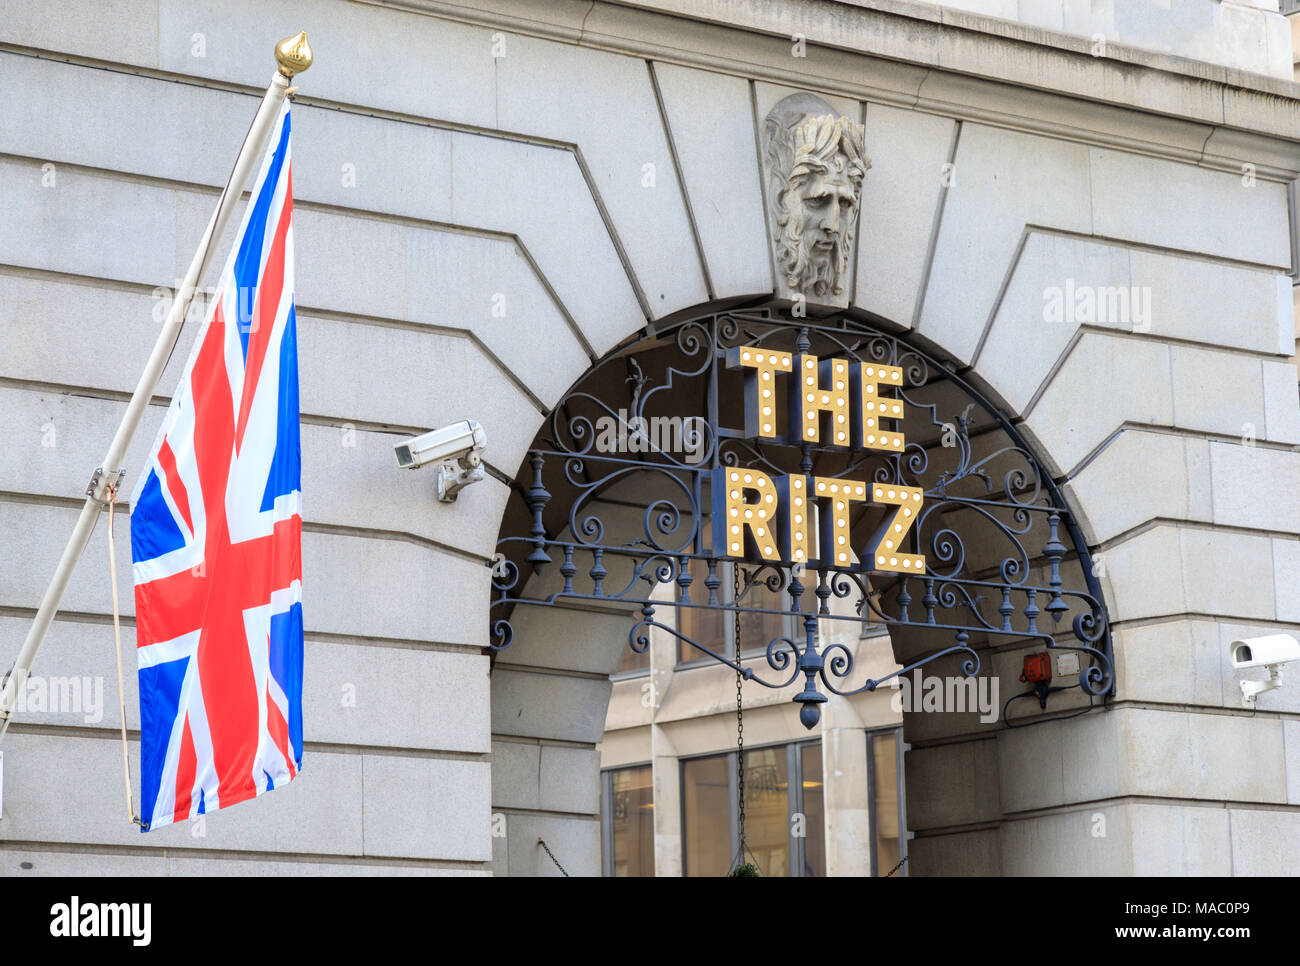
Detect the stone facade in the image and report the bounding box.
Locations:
[0,0,1298,875]
[910,0,1296,80]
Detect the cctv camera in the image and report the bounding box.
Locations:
[394,420,487,503]
[394,420,486,470]
[1230,634,1300,670]
[1230,633,1299,707]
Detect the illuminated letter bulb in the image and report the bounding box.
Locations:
[869,483,924,573]
[712,467,780,561]
[792,355,851,445]
[852,362,906,452]
[727,346,792,439]
[813,475,866,567]
[778,474,812,563]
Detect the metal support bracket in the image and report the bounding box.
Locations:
[86,467,127,505]
[1240,665,1284,707]
[0,666,14,726]
[438,456,485,503]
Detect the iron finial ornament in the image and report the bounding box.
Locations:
[274,31,313,78]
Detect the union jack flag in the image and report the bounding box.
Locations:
[130,101,302,832]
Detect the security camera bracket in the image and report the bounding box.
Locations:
[437,453,485,503]
[1240,664,1283,708]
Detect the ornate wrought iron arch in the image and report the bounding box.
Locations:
[490,306,1113,728]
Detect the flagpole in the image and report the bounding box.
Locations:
[0,32,313,744]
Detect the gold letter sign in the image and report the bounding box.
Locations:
[715,351,924,574]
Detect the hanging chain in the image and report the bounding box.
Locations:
[734,564,745,862]
[537,837,569,877]
[884,854,909,877]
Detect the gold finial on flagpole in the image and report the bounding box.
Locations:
[274,31,313,78]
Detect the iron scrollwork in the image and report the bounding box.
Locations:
[491,308,1114,728]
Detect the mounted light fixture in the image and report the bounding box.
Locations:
[1019,651,1054,710]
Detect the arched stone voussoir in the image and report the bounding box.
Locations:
[444,130,644,363]
[494,35,710,322]
[852,102,957,328]
[499,603,645,679]
[1020,330,1293,487]
[1093,523,1279,626]
[1060,428,1212,548]
[652,63,772,303]
[915,124,1094,366]
[976,232,1297,421]
[1016,331,1173,480]
[295,207,593,416]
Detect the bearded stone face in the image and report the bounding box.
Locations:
[781,157,859,298]
[764,99,868,305]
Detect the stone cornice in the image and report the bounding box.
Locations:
[370,0,1300,178]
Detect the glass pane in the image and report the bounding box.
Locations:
[683,755,731,876]
[872,731,902,877]
[800,742,826,877]
[678,556,726,663]
[678,518,726,663]
[742,746,790,877]
[736,573,786,656]
[609,765,654,877]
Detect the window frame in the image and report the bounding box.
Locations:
[1289,178,1299,281]
[674,559,808,668]
[678,749,738,877]
[866,725,907,877]
[677,738,824,877]
[599,761,655,878]
[674,503,814,669]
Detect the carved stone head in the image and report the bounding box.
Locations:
[763,94,869,305]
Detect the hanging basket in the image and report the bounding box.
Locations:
[729,861,760,877]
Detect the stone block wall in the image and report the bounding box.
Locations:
[0,0,1297,875]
